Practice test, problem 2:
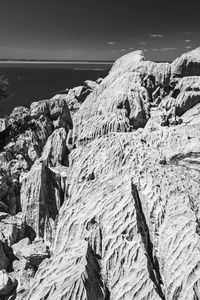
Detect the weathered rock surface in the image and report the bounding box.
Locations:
[0,241,9,270]
[20,160,64,241]
[0,213,25,247]
[12,238,49,267]
[0,270,17,296]
[171,47,200,77]
[1,48,200,299]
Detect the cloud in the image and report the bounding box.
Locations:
[160,47,177,51]
[149,34,164,38]
[185,45,192,49]
[139,42,147,45]
[185,39,191,43]
[152,48,159,51]
[108,41,115,45]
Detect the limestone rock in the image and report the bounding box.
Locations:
[12,238,49,267]
[0,118,7,132]
[2,48,200,299]
[20,160,64,241]
[0,169,20,215]
[0,213,25,247]
[9,107,30,122]
[0,241,9,270]
[41,128,68,167]
[171,47,200,77]
[110,50,145,74]
[30,97,72,129]
[12,238,31,257]
[23,48,200,300]
[73,71,150,145]
[175,91,200,116]
[52,86,90,117]
[172,76,200,96]
[181,102,200,125]
[0,270,17,296]
[84,80,98,90]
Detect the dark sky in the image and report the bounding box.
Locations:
[0,0,200,61]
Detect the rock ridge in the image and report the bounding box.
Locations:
[0,48,200,299]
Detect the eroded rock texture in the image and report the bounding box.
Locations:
[1,48,200,299]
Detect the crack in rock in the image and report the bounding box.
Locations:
[131,182,166,300]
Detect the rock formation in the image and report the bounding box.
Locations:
[0,48,200,299]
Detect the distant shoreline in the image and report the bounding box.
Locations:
[0,60,114,64]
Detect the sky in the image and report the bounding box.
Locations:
[0,0,200,61]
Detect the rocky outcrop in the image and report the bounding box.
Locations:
[0,95,73,295]
[1,48,200,299]
[171,47,200,77]
[20,160,64,241]
[41,128,68,167]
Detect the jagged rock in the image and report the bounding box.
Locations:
[9,107,30,122]
[52,86,90,117]
[0,114,53,171]
[30,97,72,129]
[0,241,9,270]
[175,91,200,116]
[110,50,145,74]
[181,102,200,125]
[12,238,49,267]
[22,48,200,300]
[0,118,7,132]
[12,259,32,273]
[172,76,200,96]
[2,48,200,299]
[20,160,64,241]
[96,77,103,84]
[71,86,89,100]
[73,71,150,145]
[72,51,173,146]
[171,47,200,77]
[0,270,17,296]
[12,238,31,257]
[41,128,68,167]
[84,80,98,90]
[30,101,49,118]
[0,169,20,215]
[12,258,35,296]
[0,213,25,247]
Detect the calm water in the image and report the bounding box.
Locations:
[0,62,111,117]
